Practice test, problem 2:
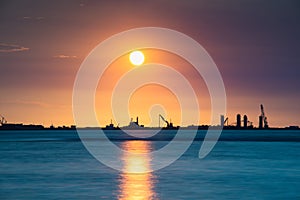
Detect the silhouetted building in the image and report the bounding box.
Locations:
[286,126,299,130]
[259,116,263,129]
[243,115,248,128]
[236,114,241,129]
[220,115,225,127]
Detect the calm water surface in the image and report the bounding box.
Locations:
[0,130,299,199]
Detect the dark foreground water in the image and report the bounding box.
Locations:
[0,130,299,199]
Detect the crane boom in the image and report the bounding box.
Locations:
[159,114,169,128]
[223,117,228,126]
[260,104,265,117]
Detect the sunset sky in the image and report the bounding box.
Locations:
[1,0,300,127]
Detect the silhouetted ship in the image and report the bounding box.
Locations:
[0,123,77,130]
[122,117,145,129]
[0,116,76,130]
[0,123,44,130]
[103,119,120,130]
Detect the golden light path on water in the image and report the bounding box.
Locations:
[118,141,157,200]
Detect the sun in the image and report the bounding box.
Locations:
[129,50,144,66]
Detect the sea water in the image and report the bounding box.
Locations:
[0,130,299,199]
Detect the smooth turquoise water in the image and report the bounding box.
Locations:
[0,130,299,199]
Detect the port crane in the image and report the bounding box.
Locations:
[260,104,269,128]
[159,114,173,128]
[247,120,253,127]
[223,117,229,126]
[0,115,7,125]
[241,118,253,127]
[243,120,253,127]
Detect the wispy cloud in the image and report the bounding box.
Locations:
[22,16,44,20]
[15,100,52,108]
[0,43,29,53]
[1,100,70,109]
[53,54,77,59]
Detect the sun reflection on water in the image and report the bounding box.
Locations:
[118,141,157,200]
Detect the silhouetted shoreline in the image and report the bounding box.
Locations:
[0,124,299,131]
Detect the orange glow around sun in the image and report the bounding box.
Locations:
[95,49,211,127]
[128,84,181,127]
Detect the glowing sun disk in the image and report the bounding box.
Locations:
[129,51,144,66]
